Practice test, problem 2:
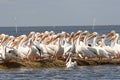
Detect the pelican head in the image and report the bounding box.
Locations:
[28,31,35,39]
[44,31,49,35]
[61,31,66,34]
[82,30,89,35]
[50,31,55,35]
[61,31,67,38]
[79,31,89,41]
[6,48,21,60]
[54,33,61,39]
[0,34,6,37]
[106,30,116,38]
[74,30,82,41]
[74,30,82,36]
[70,32,74,37]
[87,32,98,40]
[9,36,15,39]
[21,35,27,39]
[97,34,106,41]
[0,34,6,40]
[65,33,70,38]
[109,33,119,42]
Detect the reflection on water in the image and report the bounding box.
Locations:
[0,65,120,80]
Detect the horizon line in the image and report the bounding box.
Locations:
[0,24,119,27]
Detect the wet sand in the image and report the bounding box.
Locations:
[0,58,120,69]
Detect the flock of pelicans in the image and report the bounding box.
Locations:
[0,30,120,68]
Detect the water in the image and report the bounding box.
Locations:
[0,65,120,80]
[0,25,120,37]
[0,25,120,79]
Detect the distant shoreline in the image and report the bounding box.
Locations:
[0,25,119,27]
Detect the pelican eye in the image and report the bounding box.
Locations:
[8,50,12,53]
[15,54,18,57]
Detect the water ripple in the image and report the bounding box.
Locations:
[0,65,120,80]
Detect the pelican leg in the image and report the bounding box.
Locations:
[98,57,100,61]
[53,54,58,61]
[82,56,88,60]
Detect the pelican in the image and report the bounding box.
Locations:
[61,32,71,49]
[31,33,62,60]
[0,34,20,63]
[75,30,83,58]
[75,31,97,59]
[88,32,109,60]
[45,33,62,59]
[118,40,120,45]
[32,39,48,58]
[106,30,116,38]
[97,34,116,58]
[6,36,15,47]
[66,53,77,68]
[106,31,120,58]
[7,35,30,60]
[0,34,9,60]
[1,30,120,63]
[110,33,120,58]
[63,32,76,58]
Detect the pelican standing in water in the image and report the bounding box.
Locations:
[66,53,77,68]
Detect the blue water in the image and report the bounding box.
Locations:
[0,65,120,80]
[0,25,120,37]
[0,25,120,80]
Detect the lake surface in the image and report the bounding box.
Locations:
[0,65,120,80]
[0,25,120,80]
[0,25,119,37]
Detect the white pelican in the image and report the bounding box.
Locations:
[110,33,120,58]
[4,47,20,61]
[97,34,116,58]
[32,39,48,58]
[75,30,83,58]
[66,53,77,68]
[88,32,109,60]
[118,40,120,45]
[0,34,9,61]
[106,31,120,58]
[0,34,20,63]
[6,36,15,47]
[63,32,76,58]
[31,33,62,60]
[45,34,62,59]
[7,35,31,60]
[75,31,97,59]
